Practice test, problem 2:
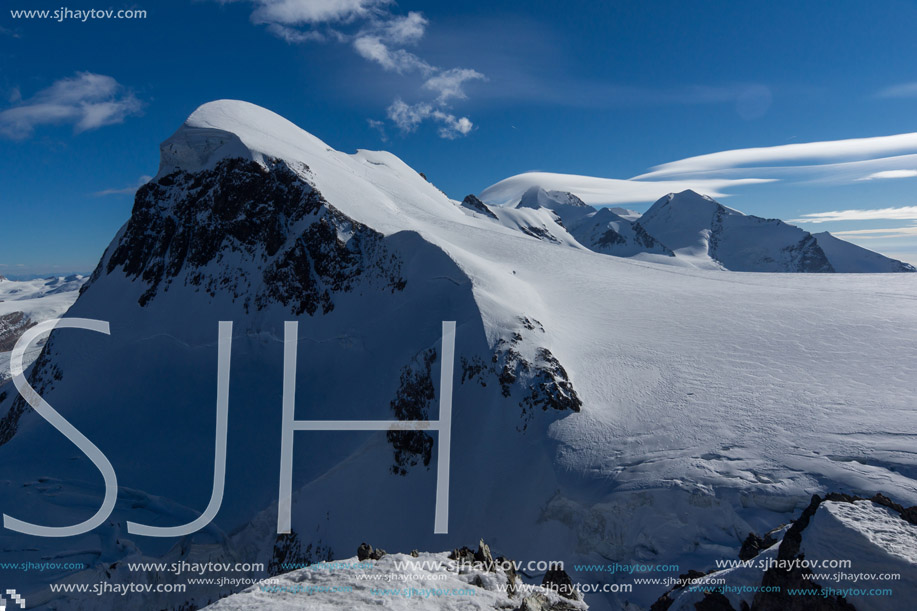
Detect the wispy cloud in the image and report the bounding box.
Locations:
[635,132,917,181]
[0,72,142,139]
[875,82,917,99]
[423,68,486,103]
[219,0,481,139]
[832,225,917,239]
[387,99,473,139]
[482,131,917,207]
[93,175,152,197]
[857,169,917,180]
[790,206,917,224]
[247,0,383,25]
[366,118,387,141]
[480,171,771,206]
[0,25,21,38]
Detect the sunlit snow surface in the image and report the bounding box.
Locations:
[203,552,588,611]
[1,102,916,610]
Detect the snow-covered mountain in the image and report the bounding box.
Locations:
[477,186,914,273]
[2,101,916,611]
[813,231,915,273]
[636,190,835,272]
[0,275,86,383]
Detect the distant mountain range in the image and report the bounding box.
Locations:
[469,186,914,273]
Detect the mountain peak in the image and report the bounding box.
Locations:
[158,100,332,177]
[661,189,719,207]
[518,186,591,210]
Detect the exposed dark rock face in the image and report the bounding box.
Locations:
[632,222,673,254]
[695,591,744,611]
[520,225,562,243]
[594,228,626,247]
[267,530,333,576]
[0,311,35,352]
[356,542,386,561]
[651,491,917,611]
[460,320,581,431]
[387,348,437,475]
[570,208,674,258]
[542,567,579,600]
[461,194,499,220]
[754,492,917,610]
[0,337,62,447]
[106,157,405,311]
[706,206,834,273]
[739,531,778,561]
[649,593,675,611]
[517,592,582,610]
[519,348,583,418]
[449,545,477,565]
[752,494,858,611]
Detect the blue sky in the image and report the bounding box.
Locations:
[3,0,917,275]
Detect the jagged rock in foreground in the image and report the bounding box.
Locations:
[653,493,917,611]
[203,550,589,611]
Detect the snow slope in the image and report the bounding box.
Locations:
[661,495,917,611]
[203,550,588,611]
[1,101,916,611]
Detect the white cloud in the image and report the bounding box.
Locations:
[479,171,772,207]
[423,68,486,103]
[248,0,384,26]
[0,72,141,139]
[349,11,433,74]
[635,132,917,181]
[380,11,427,45]
[265,23,327,42]
[832,226,917,239]
[790,206,917,224]
[387,98,431,131]
[352,35,432,73]
[367,118,387,141]
[875,82,917,99]
[214,0,482,139]
[858,169,917,180]
[94,175,152,197]
[387,99,474,139]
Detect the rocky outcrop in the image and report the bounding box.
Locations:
[106,157,406,311]
[388,348,437,475]
[267,530,333,576]
[652,491,917,611]
[0,311,34,352]
[461,194,499,220]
